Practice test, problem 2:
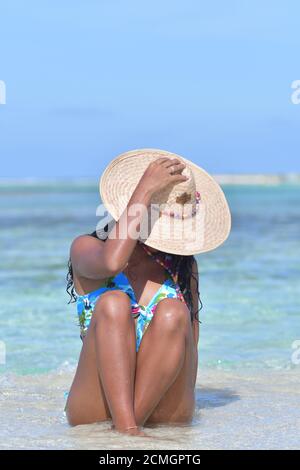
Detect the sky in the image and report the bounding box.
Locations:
[0,0,300,178]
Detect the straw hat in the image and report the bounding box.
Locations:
[99,149,231,255]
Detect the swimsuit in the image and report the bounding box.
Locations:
[77,272,180,351]
[76,250,187,351]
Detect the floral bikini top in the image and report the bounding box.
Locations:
[76,245,187,350]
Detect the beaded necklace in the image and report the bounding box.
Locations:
[140,243,186,305]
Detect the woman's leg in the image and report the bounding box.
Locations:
[66,295,198,430]
[65,291,138,432]
[133,298,198,426]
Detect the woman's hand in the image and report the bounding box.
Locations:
[137,158,187,197]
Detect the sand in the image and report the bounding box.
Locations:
[1,366,299,450]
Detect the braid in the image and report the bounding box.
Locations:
[66,258,77,303]
[173,255,202,322]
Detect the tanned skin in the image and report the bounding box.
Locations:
[65,158,199,436]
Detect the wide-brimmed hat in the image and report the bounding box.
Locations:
[99,148,231,255]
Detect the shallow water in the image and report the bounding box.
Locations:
[1,365,299,450]
[0,181,299,449]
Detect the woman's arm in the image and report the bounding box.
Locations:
[71,158,187,281]
[191,259,200,346]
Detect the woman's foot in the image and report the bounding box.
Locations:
[124,426,148,437]
[111,424,148,437]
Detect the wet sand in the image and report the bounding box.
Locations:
[1,366,299,450]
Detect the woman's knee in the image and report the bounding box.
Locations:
[93,290,131,324]
[153,298,190,334]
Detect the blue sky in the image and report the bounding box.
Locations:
[0,0,300,177]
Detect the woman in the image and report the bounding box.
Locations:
[65,149,231,436]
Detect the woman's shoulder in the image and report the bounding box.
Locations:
[70,234,105,260]
[70,235,108,294]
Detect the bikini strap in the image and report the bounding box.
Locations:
[140,244,186,305]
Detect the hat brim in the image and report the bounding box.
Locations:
[99,148,231,255]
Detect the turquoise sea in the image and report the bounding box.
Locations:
[0,181,299,449]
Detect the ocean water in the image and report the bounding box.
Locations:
[0,181,299,449]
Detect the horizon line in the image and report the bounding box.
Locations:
[1,173,300,186]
